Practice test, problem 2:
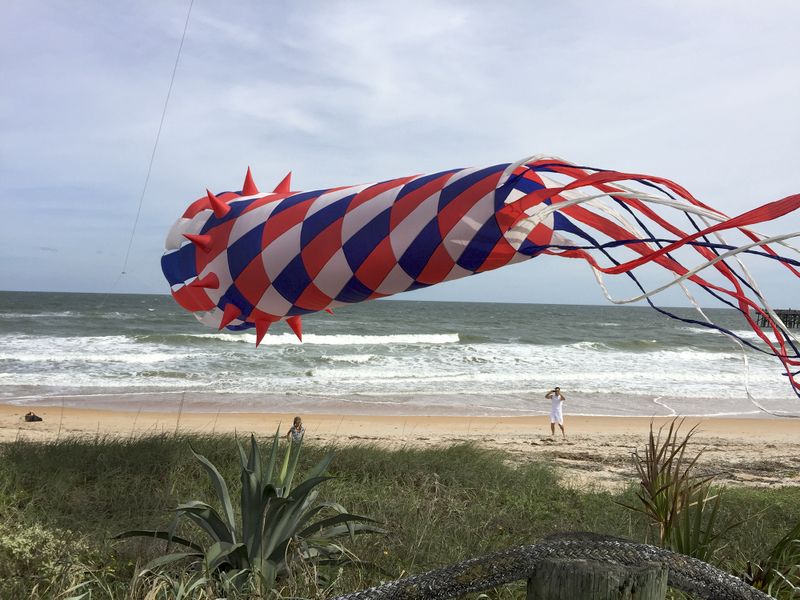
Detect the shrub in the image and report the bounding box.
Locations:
[743,520,800,598]
[0,521,100,597]
[117,429,383,595]
[620,419,736,561]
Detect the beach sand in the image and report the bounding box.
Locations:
[2,403,799,490]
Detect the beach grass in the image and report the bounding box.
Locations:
[1,434,799,598]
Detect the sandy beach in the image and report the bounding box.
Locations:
[3,402,799,490]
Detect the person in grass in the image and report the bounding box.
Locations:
[286,416,305,443]
[545,387,566,439]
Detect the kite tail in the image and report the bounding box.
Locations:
[499,156,800,403]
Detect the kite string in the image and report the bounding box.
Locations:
[114,0,195,289]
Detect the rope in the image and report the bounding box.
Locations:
[334,534,772,600]
[114,0,195,289]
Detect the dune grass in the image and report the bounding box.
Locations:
[0,433,798,598]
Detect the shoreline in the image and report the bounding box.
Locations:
[2,389,790,420]
[4,402,800,439]
[3,403,799,490]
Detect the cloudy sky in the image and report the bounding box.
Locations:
[2,0,798,307]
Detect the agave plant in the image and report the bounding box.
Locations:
[117,429,383,593]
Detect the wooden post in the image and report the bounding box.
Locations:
[526,559,667,600]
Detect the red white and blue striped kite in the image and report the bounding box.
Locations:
[161,156,800,400]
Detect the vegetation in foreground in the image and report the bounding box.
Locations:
[0,431,798,599]
[117,430,384,597]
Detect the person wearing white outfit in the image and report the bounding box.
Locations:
[545,387,566,439]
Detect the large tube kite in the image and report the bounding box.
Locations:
[161,156,800,400]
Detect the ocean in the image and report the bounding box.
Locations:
[0,291,796,417]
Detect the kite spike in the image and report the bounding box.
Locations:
[207,189,230,219]
[254,319,271,347]
[242,166,259,196]
[273,171,292,194]
[324,308,334,315]
[188,273,219,289]
[286,315,303,341]
[183,233,213,253]
[218,304,241,330]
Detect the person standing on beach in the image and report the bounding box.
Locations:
[545,387,566,439]
[286,416,305,443]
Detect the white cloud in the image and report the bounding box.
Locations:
[1,0,798,305]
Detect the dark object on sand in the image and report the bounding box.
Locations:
[24,412,43,422]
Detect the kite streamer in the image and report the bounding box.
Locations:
[161,156,800,401]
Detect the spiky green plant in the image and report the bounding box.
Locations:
[743,520,800,598]
[620,418,735,559]
[668,483,728,562]
[116,428,383,593]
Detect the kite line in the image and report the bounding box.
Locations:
[114,0,195,289]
